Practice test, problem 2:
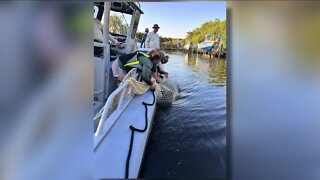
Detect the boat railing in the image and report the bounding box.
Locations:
[94,68,139,149]
[94,42,106,48]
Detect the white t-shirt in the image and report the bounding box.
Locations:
[158,62,166,72]
[145,32,160,49]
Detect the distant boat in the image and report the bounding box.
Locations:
[183,41,196,53]
[198,34,214,52]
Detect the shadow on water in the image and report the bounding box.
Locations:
[140,51,226,179]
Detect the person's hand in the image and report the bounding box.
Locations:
[118,75,125,82]
[164,72,169,78]
[150,82,158,90]
[152,72,159,80]
[116,42,124,48]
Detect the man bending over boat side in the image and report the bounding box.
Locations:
[111,49,161,90]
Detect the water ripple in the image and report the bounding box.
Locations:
[140,52,226,178]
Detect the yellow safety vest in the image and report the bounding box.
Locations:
[124,52,150,67]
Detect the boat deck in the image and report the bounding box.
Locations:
[94,90,156,179]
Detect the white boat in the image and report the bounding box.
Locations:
[93,2,157,179]
[136,47,152,53]
[198,34,214,52]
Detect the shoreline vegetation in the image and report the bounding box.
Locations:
[109,14,226,54]
[136,19,226,52]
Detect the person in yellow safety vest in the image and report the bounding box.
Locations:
[113,49,161,90]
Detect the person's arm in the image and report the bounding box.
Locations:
[157,63,168,77]
[109,34,123,48]
[141,57,159,89]
[152,63,158,73]
[151,64,159,80]
[158,63,165,73]
[141,62,153,85]
[108,33,118,44]
[157,68,168,77]
[158,68,166,74]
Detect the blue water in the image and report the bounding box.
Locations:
[140,51,226,178]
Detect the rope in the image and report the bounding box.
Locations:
[125,90,155,178]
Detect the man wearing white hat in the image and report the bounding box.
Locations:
[145,24,160,49]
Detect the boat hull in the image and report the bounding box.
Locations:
[198,41,214,52]
[94,90,156,179]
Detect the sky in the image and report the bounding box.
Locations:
[137,2,226,39]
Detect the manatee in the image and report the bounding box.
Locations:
[156,77,179,106]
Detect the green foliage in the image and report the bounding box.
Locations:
[135,31,144,42]
[186,19,226,49]
[109,15,128,34]
[160,36,184,49]
[134,19,226,50]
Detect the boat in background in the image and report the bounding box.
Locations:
[198,34,214,52]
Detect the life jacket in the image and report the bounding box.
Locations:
[119,51,150,71]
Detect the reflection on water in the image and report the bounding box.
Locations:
[140,51,226,179]
[184,53,227,87]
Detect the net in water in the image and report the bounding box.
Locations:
[121,70,178,106]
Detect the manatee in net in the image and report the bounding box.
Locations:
[156,78,179,106]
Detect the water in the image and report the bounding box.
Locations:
[140,51,227,178]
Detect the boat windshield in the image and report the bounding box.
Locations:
[93,4,132,36]
[108,11,131,36]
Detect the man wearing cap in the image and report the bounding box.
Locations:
[145,24,160,49]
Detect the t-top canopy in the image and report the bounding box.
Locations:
[94,2,143,15]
